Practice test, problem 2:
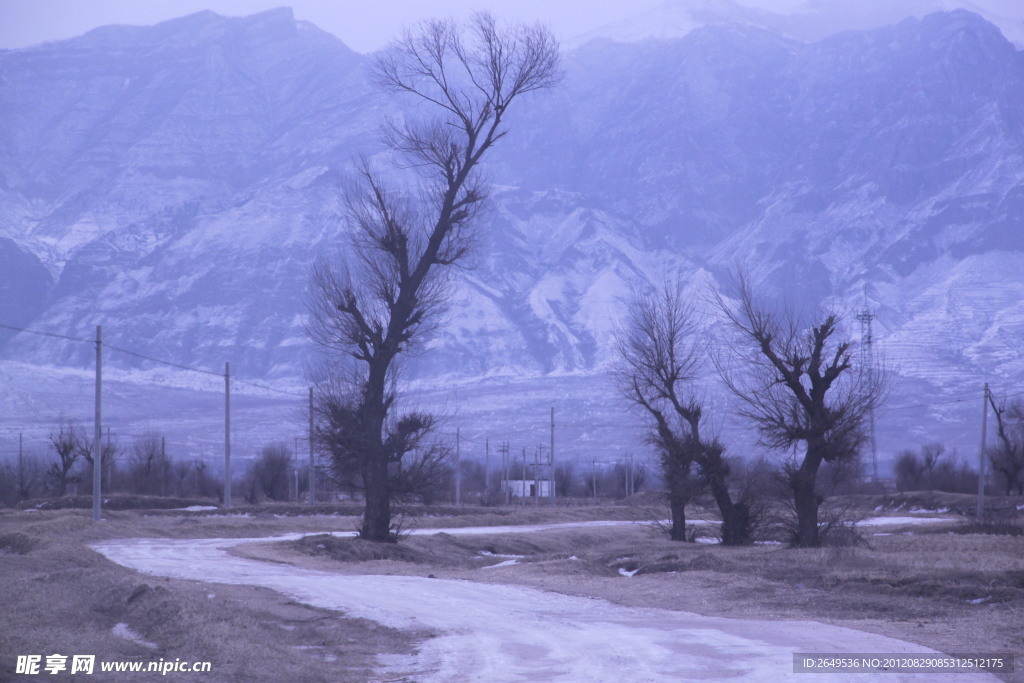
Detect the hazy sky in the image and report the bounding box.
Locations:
[0,0,806,53]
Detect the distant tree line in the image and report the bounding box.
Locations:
[2,423,655,508]
[0,426,320,507]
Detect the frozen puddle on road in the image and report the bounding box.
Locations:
[92,523,991,682]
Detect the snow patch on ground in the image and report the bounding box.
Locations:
[478,550,525,558]
[482,559,520,570]
[111,623,157,649]
[858,516,953,526]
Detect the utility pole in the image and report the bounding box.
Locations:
[550,407,555,503]
[485,438,490,496]
[856,296,879,482]
[592,459,598,500]
[455,427,462,507]
[18,432,24,500]
[92,325,102,522]
[293,436,301,502]
[534,444,542,506]
[977,382,989,521]
[500,441,510,504]
[626,453,633,498]
[521,447,527,504]
[224,362,231,509]
[161,436,167,497]
[309,387,315,506]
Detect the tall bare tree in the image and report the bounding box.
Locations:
[987,397,1024,496]
[714,271,886,547]
[307,14,559,541]
[616,284,753,544]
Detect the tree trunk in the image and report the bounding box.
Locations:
[707,475,749,545]
[361,453,392,541]
[668,495,688,541]
[792,448,824,547]
[360,360,393,542]
[665,446,693,542]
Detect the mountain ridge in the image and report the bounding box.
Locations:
[1,8,1022,461]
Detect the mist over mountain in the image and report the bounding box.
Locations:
[1,6,1022,464]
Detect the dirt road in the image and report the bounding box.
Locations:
[92,524,996,682]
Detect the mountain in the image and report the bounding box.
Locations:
[0,8,369,371]
[570,0,1024,48]
[1,7,1023,465]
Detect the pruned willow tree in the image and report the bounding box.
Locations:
[616,283,752,544]
[987,396,1024,496]
[307,14,560,542]
[714,271,887,548]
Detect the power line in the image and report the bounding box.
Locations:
[1,322,304,397]
[104,343,222,378]
[886,388,1024,412]
[0,323,91,344]
[230,377,306,398]
[3,323,1022,411]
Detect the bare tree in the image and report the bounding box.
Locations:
[307,14,559,541]
[987,397,1024,496]
[249,442,293,502]
[14,452,44,502]
[168,460,190,497]
[78,432,119,494]
[919,442,945,489]
[894,443,978,494]
[554,463,575,498]
[47,420,85,496]
[616,284,753,543]
[313,384,454,506]
[128,432,168,496]
[714,271,886,547]
[192,457,215,498]
[894,448,923,493]
[892,448,925,491]
[394,443,454,504]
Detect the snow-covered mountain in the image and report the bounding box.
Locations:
[570,0,1024,48]
[1,7,1022,465]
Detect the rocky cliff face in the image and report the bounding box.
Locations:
[1,7,1021,461]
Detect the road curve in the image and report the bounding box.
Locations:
[92,526,994,682]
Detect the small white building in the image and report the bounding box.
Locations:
[501,479,553,499]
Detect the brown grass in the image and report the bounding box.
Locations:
[0,511,423,682]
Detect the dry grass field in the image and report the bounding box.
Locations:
[0,509,423,682]
[1,494,1022,681]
